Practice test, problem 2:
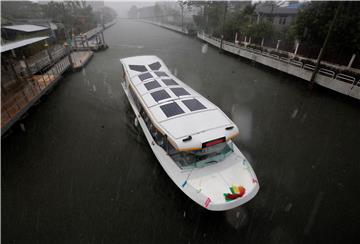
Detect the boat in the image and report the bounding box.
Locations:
[120,55,259,211]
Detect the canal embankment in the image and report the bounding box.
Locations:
[197,33,360,100]
[141,20,359,100]
[1,21,116,136]
[141,20,190,35]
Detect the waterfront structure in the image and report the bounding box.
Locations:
[254,2,300,30]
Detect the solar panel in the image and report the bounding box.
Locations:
[160,102,185,117]
[171,87,190,97]
[129,65,147,72]
[162,78,178,86]
[138,72,153,81]
[149,61,161,70]
[182,99,206,111]
[155,71,168,77]
[150,90,171,102]
[144,80,161,91]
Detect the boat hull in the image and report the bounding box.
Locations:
[121,81,259,211]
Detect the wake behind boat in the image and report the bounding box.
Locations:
[120,55,259,211]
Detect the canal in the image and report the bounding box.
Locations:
[2,21,360,244]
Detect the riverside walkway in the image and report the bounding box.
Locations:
[141,20,359,100]
[1,56,71,134]
[1,20,117,135]
[198,33,360,100]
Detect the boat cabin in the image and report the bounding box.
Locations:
[120,56,239,169]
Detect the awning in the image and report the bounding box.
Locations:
[1,36,50,53]
[3,24,49,32]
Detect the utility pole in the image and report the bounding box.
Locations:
[181,3,184,32]
[220,1,228,51]
[309,3,342,89]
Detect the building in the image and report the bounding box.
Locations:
[254,2,301,30]
[87,1,105,11]
[1,24,51,44]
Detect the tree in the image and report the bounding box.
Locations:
[128,5,138,19]
[293,1,360,55]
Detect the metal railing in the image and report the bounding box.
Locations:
[1,56,71,129]
[198,33,359,88]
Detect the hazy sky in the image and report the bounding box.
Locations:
[105,1,156,18]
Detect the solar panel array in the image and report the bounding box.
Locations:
[149,62,161,70]
[139,72,153,81]
[151,90,171,102]
[162,79,178,86]
[155,71,168,77]
[129,65,147,72]
[144,80,161,91]
[160,102,185,117]
[170,87,190,97]
[182,99,206,112]
[128,62,208,118]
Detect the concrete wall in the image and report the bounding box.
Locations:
[199,33,360,100]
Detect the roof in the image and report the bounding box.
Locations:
[1,36,49,53]
[2,24,49,32]
[120,56,239,151]
[255,4,299,15]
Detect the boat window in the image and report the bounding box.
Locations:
[160,102,185,117]
[182,99,206,111]
[170,87,190,97]
[149,61,161,70]
[162,78,178,86]
[170,142,234,169]
[144,80,161,91]
[154,71,168,77]
[150,89,171,102]
[129,65,147,72]
[139,72,153,81]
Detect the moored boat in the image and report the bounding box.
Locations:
[120,55,259,211]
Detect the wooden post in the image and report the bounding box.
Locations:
[293,40,300,57]
[261,38,264,48]
[46,49,53,64]
[347,54,356,69]
[85,35,89,49]
[220,2,227,51]
[101,30,105,45]
[310,3,342,89]
[181,3,184,32]
[276,40,281,51]
[22,55,31,76]
[73,34,77,50]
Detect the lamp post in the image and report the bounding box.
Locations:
[64,42,73,68]
[220,1,228,51]
[44,41,53,64]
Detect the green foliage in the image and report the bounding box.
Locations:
[1,1,44,20]
[293,1,360,53]
[128,6,138,18]
[1,0,117,35]
[43,1,97,34]
[243,22,274,42]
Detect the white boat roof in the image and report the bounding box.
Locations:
[3,24,49,32]
[120,55,239,151]
[1,36,49,53]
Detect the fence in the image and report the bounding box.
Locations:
[1,56,71,133]
[198,32,360,100]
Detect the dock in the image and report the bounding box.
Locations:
[1,20,117,136]
[71,51,94,71]
[1,57,71,135]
